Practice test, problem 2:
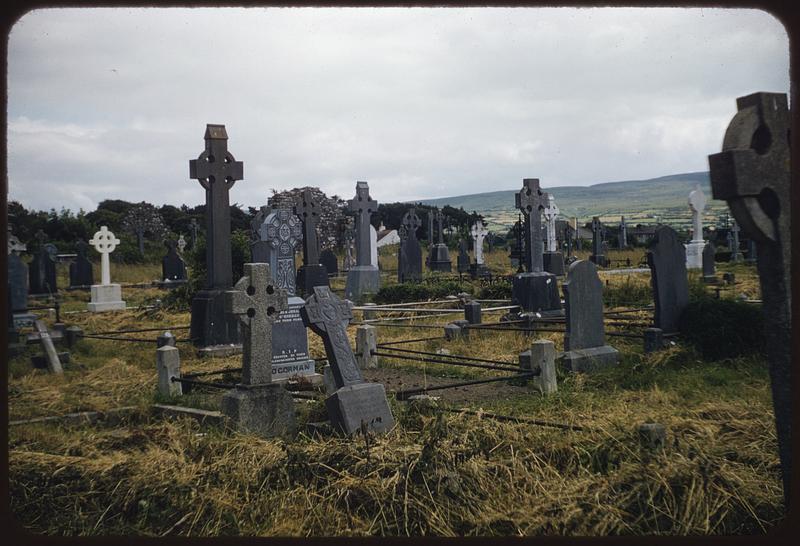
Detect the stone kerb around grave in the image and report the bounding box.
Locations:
[87,226,126,312]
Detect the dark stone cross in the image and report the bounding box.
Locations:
[347,181,378,267]
[591,217,603,257]
[435,209,446,244]
[294,189,330,292]
[189,124,243,289]
[399,209,422,282]
[708,91,791,506]
[189,218,200,249]
[514,178,546,272]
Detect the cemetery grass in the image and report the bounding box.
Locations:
[7,257,779,536]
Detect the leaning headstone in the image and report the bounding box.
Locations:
[223,262,297,437]
[320,248,339,278]
[646,226,688,334]
[188,124,242,348]
[708,91,791,505]
[34,319,64,375]
[294,189,330,294]
[542,194,565,276]
[162,239,188,282]
[301,285,394,435]
[87,226,126,312]
[511,179,561,315]
[456,239,470,274]
[427,209,452,272]
[29,232,58,295]
[702,241,718,283]
[561,260,619,372]
[398,209,423,283]
[344,181,381,301]
[589,217,607,267]
[259,206,322,385]
[469,219,490,279]
[69,239,94,287]
[685,185,707,270]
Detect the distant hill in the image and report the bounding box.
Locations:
[410,171,727,231]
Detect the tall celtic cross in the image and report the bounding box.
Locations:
[470,219,488,265]
[591,217,604,256]
[688,185,707,243]
[347,181,378,267]
[189,124,243,289]
[708,92,791,505]
[543,193,560,252]
[259,208,303,296]
[402,208,422,241]
[300,285,360,390]
[294,188,321,266]
[514,178,547,272]
[226,263,288,385]
[435,209,446,244]
[89,226,120,285]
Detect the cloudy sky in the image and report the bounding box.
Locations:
[7,7,790,213]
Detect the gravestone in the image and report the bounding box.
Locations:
[646,226,688,334]
[177,235,187,254]
[398,208,422,283]
[589,217,607,267]
[618,216,628,249]
[427,209,452,272]
[301,285,394,435]
[469,219,490,279]
[729,219,742,262]
[7,228,34,326]
[342,220,356,272]
[87,226,126,312]
[370,224,379,268]
[427,211,434,244]
[29,231,58,295]
[259,206,322,384]
[509,217,523,271]
[294,188,330,294]
[344,181,381,301]
[561,260,619,372]
[320,248,339,277]
[708,91,791,505]
[69,239,94,287]
[223,262,297,438]
[702,241,718,283]
[162,239,187,281]
[542,194,565,276]
[250,205,272,263]
[511,178,561,315]
[685,185,707,269]
[188,124,242,348]
[456,239,470,274]
[745,239,757,264]
[189,217,200,249]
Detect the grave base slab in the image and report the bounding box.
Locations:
[87,284,126,312]
[221,384,297,438]
[325,382,395,435]
[561,345,619,373]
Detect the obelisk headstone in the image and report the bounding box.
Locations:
[344,181,381,300]
[708,91,791,505]
[618,216,628,249]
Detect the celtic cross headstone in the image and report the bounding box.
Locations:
[542,193,565,275]
[87,226,126,312]
[685,185,708,269]
[294,189,330,293]
[427,207,452,272]
[345,181,381,300]
[590,217,607,267]
[399,208,422,282]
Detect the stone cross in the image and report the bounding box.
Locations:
[225,263,288,385]
[543,193,560,252]
[259,208,303,295]
[470,219,488,265]
[347,181,378,267]
[294,188,321,266]
[688,185,707,242]
[189,124,243,289]
[708,91,791,505]
[89,226,120,285]
[515,178,547,272]
[402,209,422,239]
[618,216,627,249]
[177,235,187,254]
[435,209,446,244]
[189,218,200,248]
[35,229,47,248]
[300,285,361,389]
[730,219,742,261]
[591,217,604,257]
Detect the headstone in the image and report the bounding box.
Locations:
[177,235,187,254]
[511,178,561,315]
[589,217,607,267]
[618,216,628,249]
[646,226,688,334]
[469,219,490,278]
[344,181,381,301]
[162,239,188,281]
[708,91,791,505]
[730,219,742,262]
[398,208,423,283]
[320,248,339,277]
[250,205,272,263]
[644,328,664,353]
[464,301,482,324]
[294,189,330,294]
[189,217,200,249]
[301,285,394,435]
[223,262,297,437]
[509,216,523,271]
[69,239,94,287]
[542,194,565,276]
[561,260,619,372]
[34,319,63,375]
[87,226,126,312]
[188,124,242,348]
[157,331,177,348]
[456,239,470,274]
[370,224,378,268]
[8,234,34,326]
[355,324,378,369]
[427,208,452,272]
[685,185,707,269]
[427,211,434,243]
[157,345,182,397]
[29,231,58,295]
[259,206,322,384]
[702,241,718,283]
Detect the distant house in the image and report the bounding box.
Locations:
[376,224,400,248]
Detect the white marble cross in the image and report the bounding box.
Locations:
[470,220,488,265]
[89,226,120,285]
[688,185,707,243]
[543,194,560,252]
[177,235,187,254]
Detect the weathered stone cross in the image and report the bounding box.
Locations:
[226,263,288,385]
[515,178,547,272]
[708,91,791,505]
[543,193,560,252]
[435,209,446,244]
[688,185,707,242]
[591,217,604,257]
[295,188,321,266]
[402,208,422,239]
[347,181,378,267]
[189,124,243,289]
[89,226,120,285]
[470,219,488,265]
